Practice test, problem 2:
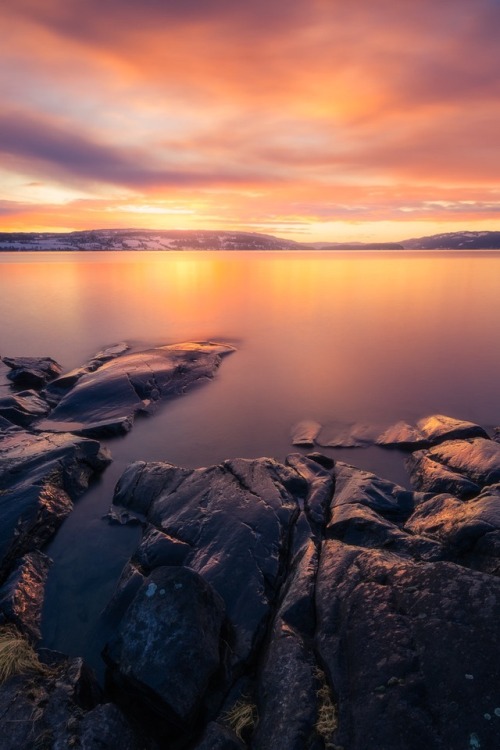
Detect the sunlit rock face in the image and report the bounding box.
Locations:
[39,341,235,437]
[407,437,500,497]
[106,453,500,750]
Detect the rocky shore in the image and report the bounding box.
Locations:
[1,346,500,748]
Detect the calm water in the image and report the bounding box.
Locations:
[2,249,500,672]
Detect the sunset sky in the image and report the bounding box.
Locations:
[1,0,500,242]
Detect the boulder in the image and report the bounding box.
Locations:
[40,341,235,437]
[104,566,226,727]
[416,414,489,444]
[1,355,62,389]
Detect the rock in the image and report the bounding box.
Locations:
[104,566,226,727]
[315,540,500,750]
[114,457,302,664]
[0,551,50,641]
[40,341,234,436]
[0,429,110,573]
[405,485,500,575]
[290,420,322,447]
[332,462,414,521]
[416,414,489,444]
[132,525,191,572]
[317,421,382,448]
[191,721,246,750]
[1,355,62,389]
[406,451,481,498]
[376,420,425,448]
[407,438,500,497]
[0,646,150,749]
[0,390,50,427]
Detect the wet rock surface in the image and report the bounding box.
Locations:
[40,341,235,436]
[103,447,500,749]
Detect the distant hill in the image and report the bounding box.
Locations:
[0,229,308,252]
[1,228,500,252]
[401,231,500,250]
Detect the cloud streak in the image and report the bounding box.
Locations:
[1,0,500,239]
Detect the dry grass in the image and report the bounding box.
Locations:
[0,626,49,684]
[223,697,258,740]
[314,666,338,745]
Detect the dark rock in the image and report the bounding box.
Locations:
[1,355,62,389]
[132,525,191,572]
[0,429,110,573]
[104,566,226,727]
[315,540,500,750]
[0,551,50,641]
[0,390,50,427]
[40,341,235,437]
[114,457,302,665]
[79,703,152,749]
[290,420,322,447]
[192,721,246,750]
[407,438,500,497]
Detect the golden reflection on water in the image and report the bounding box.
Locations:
[2,250,500,434]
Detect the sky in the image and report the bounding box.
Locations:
[1,0,500,243]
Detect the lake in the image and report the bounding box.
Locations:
[2,249,500,673]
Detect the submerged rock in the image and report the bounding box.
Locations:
[40,341,235,436]
[290,420,322,447]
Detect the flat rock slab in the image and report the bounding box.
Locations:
[0,428,110,573]
[0,390,50,427]
[39,341,235,436]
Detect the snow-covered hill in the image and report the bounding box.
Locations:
[0,229,308,252]
[401,231,500,250]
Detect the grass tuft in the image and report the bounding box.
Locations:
[223,697,258,740]
[314,666,338,746]
[0,626,49,684]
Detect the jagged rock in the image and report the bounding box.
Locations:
[290,420,322,447]
[405,485,500,575]
[0,429,110,573]
[332,462,414,521]
[0,551,50,641]
[132,525,191,572]
[39,341,235,436]
[104,566,226,728]
[0,390,51,427]
[0,648,149,749]
[1,355,62,389]
[113,457,303,664]
[407,438,500,498]
[416,414,489,443]
[315,540,500,750]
